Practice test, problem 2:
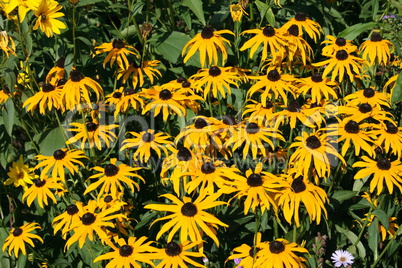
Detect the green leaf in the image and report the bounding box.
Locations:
[338,22,377,40]
[3,98,15,137]
[372,209,389,230]
[330,190,358,204]
[120,25,137,37]
[389,0,402,12]
[335,225,366,259]
[368,218,379,259]
[182,0,206,26]
[149,31,191,64]
[37,127,66,156]
[17,253,27,268]
[391,73,402,104]
[75,36,93,48]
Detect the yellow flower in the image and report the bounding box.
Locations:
[321,35,357,57]
[281,12,322,42]
[95,39,139,70]
[0,88,10,105]
[23,83,63,114]
[52,201,84,239]
[4,0,41,22]
[298,73,339,103]
[230,4,247,22]
[33,0,66,37]
[46,57,66,84]
[117,60,163,89]
[22,175,63,208]
[0,30,16,57]
[227,233,266,268]
[359,32,394,66]
[4,155,36,190]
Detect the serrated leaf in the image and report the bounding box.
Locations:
[335,225,366,259]
[391,73,402,104]
[338,22,377,40]
[182,0,206,26]
[372,209,389,230]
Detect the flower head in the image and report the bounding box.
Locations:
[33,0,66,37]
[2,223,44,258]
[4,155,36,190]
[331,249,354,267]
[95,38,139,69]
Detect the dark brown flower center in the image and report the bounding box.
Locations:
[182,81,191,88]
[288,24,299,36]
[70,70,84,82]
[104,164,119,176]
[370,32,383,42]
[344,120,359,134]
[53,149,66,160]
[385,122,398,134]
[142,132,154,142]
[247,173,263,187]
[263,26,275,37]
[264,101,274,109]
[363,88,375,98]
[311,73,323,83]
[57,57,65,68]
[201,162,216,174]
[201,25,215,39]
[124,88,135,96]
[81,212,96,225]
[34,179,46,188]
[209,66,222,77]
[269,241,285,253]
[165,242,182,256]
[17,172,24,180]
[113,91,122,98]
[104,195,113,203]
[287,100,301,112]
[13,228,23,237]
[246,122,259,134]
[194,118,208,129]
[306,135,321,149]
[181,202,198,216]
[66,204,79,215]
[177,147,192,161]
[57,79,67,87]
[249,247,260,257]
[86,122,98,132]
[177,77,187,83]
[42,83,55,92]
[335,37,346,46]
[295,12,307,21]
[119,245,133,257]
[41,15,47,22]
[336,50,348,60]
[159,89,173,100]
[222,114,235,125]
[112,38,125,49]
[376,158,391,170]
[267,70,280,81]
[291,175,306,193]
[359,103,372,113]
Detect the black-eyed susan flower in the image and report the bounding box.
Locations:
[230,3,248,22]
[282,12,322,42]
[4,155,35,190]
[240,25,287,62]
[298,73,339,103]
[2,222,44,258]
[105,86,124,107]
[247,68,298,106]
[372,121,402,158]
[277,173,329,227]
[161,77,202,95]
[0,88,10,105]
[182,25,234,67]
[95,39,139,70]
[96,192,126,211]
[353,156,402,195]
[52,202,84,239]
[46,57,65,84]
[273,99,315,129]
[120,129,174,163]
[118,60,163,89]
[84,158,145,197]
[321,35,357,57]
[112,87,145,118]
[313,49,366,82]
[22,175,63,208]
[344,87,390,108]
[150,241,205,268]
[359,32,394,66]
[145,193,228,246]
[225,121,284,159]
[191,66,240,99]
[33,0,66,38]
[35,148,87,182]
[337,102,391,123]
[0,30,16,57]
[255,238,309,268]
[4,0,40,22]
[360,214,399,241]
[66,119,118,150]
[23,83,63,114]
[281,24,314,66]
[227,233,266,268]
[61,69,104,110]
[93,236,156,268]
[65,200,126,249]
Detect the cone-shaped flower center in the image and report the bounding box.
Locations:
[177,77,187,83]
[119,245,133,257]
[264,101,274,109]
[201,25,215,39]
[113,91,122,98]
[385,122,398,134]
[209,66,222,77]
[306,135,321,149]
[201,162,216,174]
[112,38,125,49]
[249,247,260,257]
[82,212,96,225]
[181,202,198,216]
[295,12,307,21]
[57,57,65,68]
[70,70,84,82]
[142,132,154,142]
[359,103,372,113]
[376,158,391,170]
[263,26,275,37]
[53,149,66,160]
[287,100,301,112]
[57,79,67,86]
[182,81,191,88]
[291,176,306,193]
[311,73,323,83]
[310,102,321,108]
[288,24,299,36]
[104,195,113,203]
[336,50,348,60]
[42,83,55,92]
[247,173,263,187]
[159,89,173,100]
[41,15,47,22]
[363,87,375,98]
[34,179,46,188]
[335,37,346,46]
[370,32,383,42]
[344,120,359,134]
[66,204,79,215]
[165,242,182,256]
[124,88,135,96]
[177,147,192,161]
[269,241,285,253]
[246,122,259,134]
[222,114,235,125]
[104,164,119,176]
[86,122,99,132]
[267,69,281,81]
[194,118,208,129]
[13,228,23,237]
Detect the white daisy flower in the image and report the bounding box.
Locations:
[331,249,355,267]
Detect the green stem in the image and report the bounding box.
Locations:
[273,216,279,239]
[72,4,77,67]
[252,208,262,266]
[354,207,374,247]
[371,237,396,268]
[167,0,177,30]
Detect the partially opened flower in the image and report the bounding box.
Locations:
[23,83,63,114]
[281,12,322,42]
[2,222,44,258]
[0,30,16,57]
[150,241,205,268]
[182,25,234,67]
[22,175,63,208]
[230,4,247,22]
[331,249,354,267]
[118,60,163,89]
[95,38,139,69]
[4,155,35,190]
[46,57,65,84]
[33,0,67,37]
[359,31,394,66]
[0,88,10,105]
